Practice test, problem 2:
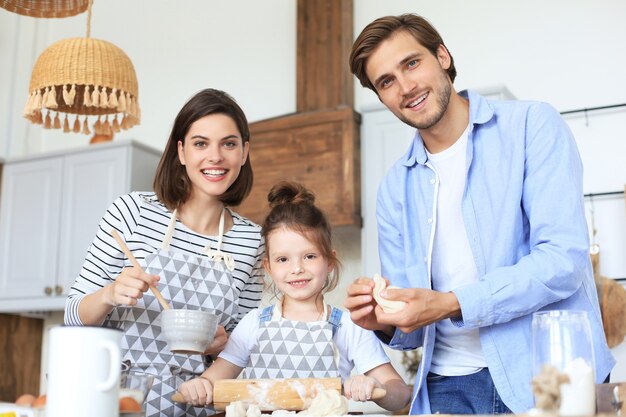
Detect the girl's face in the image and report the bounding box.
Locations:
[264,227,334,304]
[177,113,249,203]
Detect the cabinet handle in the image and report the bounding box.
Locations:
[55,285,63,295]
[44,286,53,295]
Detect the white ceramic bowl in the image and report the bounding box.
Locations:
[161,309,218,354]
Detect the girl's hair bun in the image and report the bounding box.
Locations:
[267,181,315,208]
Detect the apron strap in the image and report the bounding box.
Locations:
[161,209,178,250]
[328,307,343,337]
[202,208,235,271]
[258,306,274,323]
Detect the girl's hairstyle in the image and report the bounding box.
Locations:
[153,88,253,209]
[350,13,457,92]
[262,181,341,293]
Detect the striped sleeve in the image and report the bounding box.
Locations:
[64,192,145,325]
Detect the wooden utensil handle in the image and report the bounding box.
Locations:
[171,392,185,403]
[371,387,386,400]
[111,229,170,310]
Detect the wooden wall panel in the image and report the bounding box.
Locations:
[236,107,361,227]
[0,313,43,401]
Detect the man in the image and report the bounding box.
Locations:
[344,13,614,415]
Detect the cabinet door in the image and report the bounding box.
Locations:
[0,157,63,298]
[360,107,415,276]
[57,147,129,295]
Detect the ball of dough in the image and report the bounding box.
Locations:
[372,273,406,314]
[298,389,348,416]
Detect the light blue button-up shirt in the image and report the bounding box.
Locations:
[376,90,615,414]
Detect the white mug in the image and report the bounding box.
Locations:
[47,326,122,417]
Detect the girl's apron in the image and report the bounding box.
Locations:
[107,208,237,417]
[242,301,342,379]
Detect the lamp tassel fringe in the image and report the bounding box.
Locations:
[23,83,140,136]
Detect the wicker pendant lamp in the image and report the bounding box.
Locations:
[22,0,140,142]
[0,0,89,18]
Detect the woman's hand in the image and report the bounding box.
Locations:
[178,376,213,407]
[106,266,159,307]
[343,375,381,402]
[204,325,228,356]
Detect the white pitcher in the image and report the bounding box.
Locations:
[47,326,122,417]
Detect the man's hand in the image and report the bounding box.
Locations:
[344,277,395,336]
[375,287,461,334]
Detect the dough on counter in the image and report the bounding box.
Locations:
[225,401,247,417]
[297,389,348,416]
[372,273,406,314]
[246,404,262,417]
[270,411,296,416]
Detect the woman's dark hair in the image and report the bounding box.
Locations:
[262,181,341,293]
[350,13,457,92]
[153,88,253,209]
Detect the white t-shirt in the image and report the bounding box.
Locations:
[426,126,487,375]
[219,306,391,380]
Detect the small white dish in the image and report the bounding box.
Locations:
[161,309,218,354]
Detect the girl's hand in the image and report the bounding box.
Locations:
[343,375,381,402]
[106,266,159,307]
[204,325,228,356]
[178,376,213,407]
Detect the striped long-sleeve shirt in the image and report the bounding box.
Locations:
[64,191,265,332]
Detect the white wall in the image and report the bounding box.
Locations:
[1,0,625,398]
[0,0,298,156]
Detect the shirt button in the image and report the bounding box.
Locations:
[430,178,435,185]
[427,218,433,224]
[423,257,428,263]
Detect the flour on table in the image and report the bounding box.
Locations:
[246,404,262,417]
[225,401,247,417]
[372,273,406,314]
[226,389,348,417]
[297,389,348,416]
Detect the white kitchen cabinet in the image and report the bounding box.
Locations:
[360,104,415,276]
[0,140,161,312]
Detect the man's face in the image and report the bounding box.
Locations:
[365,30,453,131]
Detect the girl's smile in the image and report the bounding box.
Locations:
[264,227,333,312]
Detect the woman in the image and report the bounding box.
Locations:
[64,89,265,417]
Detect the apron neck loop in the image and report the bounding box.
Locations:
[162,207,235,271]
[204,207,235,271]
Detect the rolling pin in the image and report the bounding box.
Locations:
[171,377,386,410]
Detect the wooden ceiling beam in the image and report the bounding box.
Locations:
[296,0,353,111]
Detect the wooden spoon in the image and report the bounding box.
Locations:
[111,229,170,310]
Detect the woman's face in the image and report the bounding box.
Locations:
[177,113,249,202]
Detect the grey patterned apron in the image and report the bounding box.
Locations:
[108,208,237,417]
[242,301,342,379]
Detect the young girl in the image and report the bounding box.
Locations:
[178,181,411,412]
[64,89,265,417]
